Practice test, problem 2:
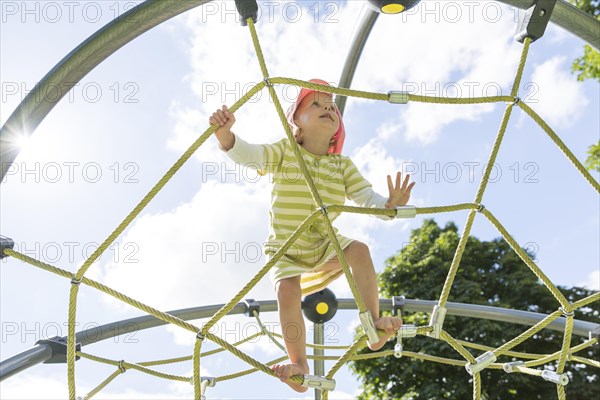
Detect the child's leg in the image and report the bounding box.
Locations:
[320,241,402,350]
[270,276,309,392]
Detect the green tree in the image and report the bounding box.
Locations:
[585,141,600,173]
[350,220,599,400]
[570,0,600,82]
[569,1,600,173]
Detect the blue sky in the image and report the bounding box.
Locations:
[1,1,598,398]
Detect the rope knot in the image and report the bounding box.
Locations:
[559,307,575,317]
[118,360,126,373]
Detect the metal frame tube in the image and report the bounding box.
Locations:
[313,323,325,400]
[2,298,597,381]
[335,7,379,115]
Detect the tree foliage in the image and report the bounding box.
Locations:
[570,0,600,83]
[350,220,599,400]
[585,141,600,173]
[568,1,600,173]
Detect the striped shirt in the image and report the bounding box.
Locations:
[226,135,390,295]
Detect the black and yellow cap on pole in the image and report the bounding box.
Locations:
[367,0,422,14]
[302,288,338,324]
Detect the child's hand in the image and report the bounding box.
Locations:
[385,172,415,208]
[209,105,236,151]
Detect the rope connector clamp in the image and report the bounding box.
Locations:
[318,206,329,215]
[398,324,418,339]
[196,332,205,341]
[234,0,258,26]
[301,374,336,391]
[559,307,575,317]
[388,91,410,104]
[70,277,82,286]
[476,204,485,213]
[503,360,524,373]
[465,351,497,375]
[118,360,126,373]
[514,0,557,44]
[541,370,569,386]
[36,336,81,363]
[394,340,403,358]
[392,296,405,318]
[512,97,521,105]
[359,311,380,347]
[427,305,447,339]
[395,205,417,219]
[0,235,15,259]
[202,377,216,387]
[244,298,260,317]
[264,77,272,88]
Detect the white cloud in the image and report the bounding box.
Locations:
[97,181,274,316]
[168,1,365,162]
[579,269,600,291]
[351,139,405,195]
[348,1,521,144]
[528,56,589,128]
[547,23,570,45]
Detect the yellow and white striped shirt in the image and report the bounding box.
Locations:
[227,135,390,295]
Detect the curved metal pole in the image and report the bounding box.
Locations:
[335,7,379,115]
[498,0,599,51]
[335,0,598,113]
[1,0,599,181]
[2,297,597,381]
[0,0,211,181]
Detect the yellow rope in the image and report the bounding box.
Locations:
[494,310,562,356]
[81,369,123,400]
[524,339,598,367]
[572,292,600,309]
[473,373,481,400]
[556,315,574,374]
[481,208,571,309]
[558,385,566,400]
[3,10,599,400]
[246,18,369,317]
[78,352,190,382]
[440,331,476,364]
[518,101,600,194]
[570,355,600,369]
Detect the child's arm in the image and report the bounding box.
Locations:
[209,105,236,151]
[344,160,415,219]
[384,172,415,208]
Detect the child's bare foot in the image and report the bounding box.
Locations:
[271,362,310,392]
[368,316,403,351]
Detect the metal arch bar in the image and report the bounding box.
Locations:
[335,7,379,115]
[335,0,599,114]
[2,297,597,381]
[499,0,599,51]
[1,1,599,181]
[0,0,211,181]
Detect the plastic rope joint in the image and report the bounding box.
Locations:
[302,375,336,391]
[465,351,497,375]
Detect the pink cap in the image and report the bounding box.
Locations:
[286,79,346,154]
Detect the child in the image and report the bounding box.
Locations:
[209,79,415,392]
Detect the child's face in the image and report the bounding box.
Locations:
[294,92,340,141]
